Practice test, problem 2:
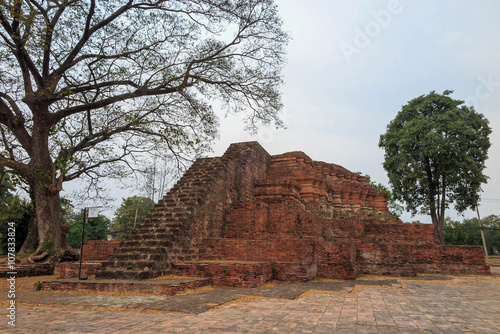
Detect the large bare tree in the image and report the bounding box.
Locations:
[0,0,288,259]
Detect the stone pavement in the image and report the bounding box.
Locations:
[1,274,499,333]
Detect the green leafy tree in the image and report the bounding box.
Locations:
[112,196,155,240]
[66,210,111,249]
[379,90,491,244]
[444,215,500,255]
[0,1,289,257]
[443,217,469,245]
[0,167,33,253]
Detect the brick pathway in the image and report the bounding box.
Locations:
[2,275,499,333]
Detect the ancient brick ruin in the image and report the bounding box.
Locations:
[95,142,490,286]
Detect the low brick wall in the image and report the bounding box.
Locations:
[81,240,121,262]
[0,263,55,277]
[357,244,490,276]
[56,262,102,278]
[40,277,211,295]
[412,245,486,264]
[172,262,273,287]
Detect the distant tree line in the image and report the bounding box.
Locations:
[444,215,500,255]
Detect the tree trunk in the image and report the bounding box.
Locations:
[31,180,69,256]
[431,214,445,245]
[19,188,38,255]
[22,105,71,260]
[19,216,38,255]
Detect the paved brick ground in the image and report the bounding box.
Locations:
[1,275,499,333]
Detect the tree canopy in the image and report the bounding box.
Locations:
[379,90,491,244]
[111,196,154,240]
[0,0,289,258]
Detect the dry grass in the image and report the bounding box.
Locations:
[35,288,166,297]
[1,275,212,298]
[0,301,182,314]
[210,295,270,311]
[150,274,198,280]
[178,286,215,295]
[311,277,344,283]
[176,259,263,265]
[0,275,57,292]
[356,274,399,281]
[400,279,468,285]
[259,280,279,288]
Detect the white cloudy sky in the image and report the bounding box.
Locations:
[210,0,500,222]
[66,0,499,222]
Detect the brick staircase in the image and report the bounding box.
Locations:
[96,142,271,279]
[96,158,224,279]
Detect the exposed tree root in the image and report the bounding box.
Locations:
[28,251,48,263]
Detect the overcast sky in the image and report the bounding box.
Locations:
[210,0,500,222]
[66,0,499,222]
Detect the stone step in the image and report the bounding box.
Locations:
[120,239,174,248]
[95,268,164,280]
[111,253,168,262]
[132,227,171,234]
[135,221,183,229]
[138,221,183,229]
[144,211,188,219]
[40,276,212,293]
[101,260,161,271]
[114,246,170,254]
[127,232,178,241]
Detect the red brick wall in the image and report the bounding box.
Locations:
[202,238,315,262]
[412,245,486,264]
[172,262,273,287]
[364,223,437,244]
[57,262,102,278]
[81,240,121,262]
[358,244,486,266]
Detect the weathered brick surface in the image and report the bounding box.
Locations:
[81,240,121,262]
[89,142,489,287]
[273,262,318,281]
[202,238,315,262]
[56,262,102,278]
[0,263,55,277]
[40,277,211,295]
[317,263,357,279]
[363,223,437,244]
[357,244,489,276]
[171,262,273,287]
